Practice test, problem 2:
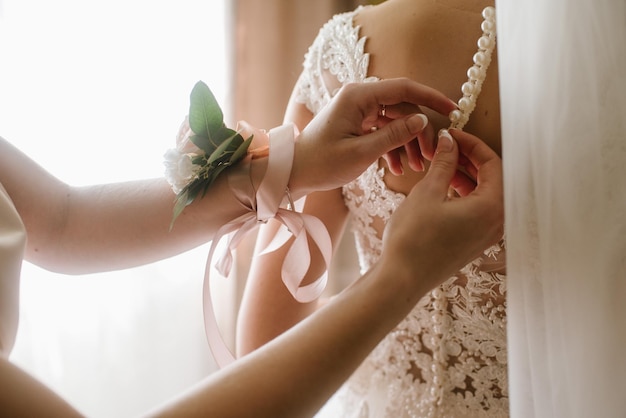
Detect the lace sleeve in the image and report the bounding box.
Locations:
[294,7,376,116]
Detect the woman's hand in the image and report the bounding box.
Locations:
[381,128,504,294]
[289,78,458,197]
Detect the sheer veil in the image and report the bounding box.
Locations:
[497,0,626,416]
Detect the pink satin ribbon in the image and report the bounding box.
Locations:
[202,124,332,367]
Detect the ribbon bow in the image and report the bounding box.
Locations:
[202,124,332,367]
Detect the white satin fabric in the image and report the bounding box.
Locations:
[498,1,626,416]
[0,183,26,356]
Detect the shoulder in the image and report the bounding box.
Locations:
[304,6,369,66]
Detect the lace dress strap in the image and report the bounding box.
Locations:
[294,6,377,116]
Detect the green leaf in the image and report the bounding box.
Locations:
[202,164,230,197]
[213,127,238,142]
[207,131,242,165]
[230,135,253,163]
[191,154,206,165]
[186,180,203,202]
[190,134,217,156]
[188,81,223,138]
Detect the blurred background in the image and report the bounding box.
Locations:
[0,1,377,416]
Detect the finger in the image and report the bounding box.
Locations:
[378,117,426,173]
[420,129,459,197]
[356,113,429,159]
[450,170,478,197]
[354,78,458,119]
[377,102,422,120]
[448,129,498,175]
[383,150,404,176]
[458,157,478,180]
[417,122,437,161]
[372,115,392,131]
[448,128,503,200]
[371,104,424,136]
[403,139,425,172]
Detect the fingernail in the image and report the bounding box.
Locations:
[417,156,425,172]
[407,113,428,134]
[437,129,454,152]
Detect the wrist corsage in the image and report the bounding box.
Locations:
[164,80,261,227]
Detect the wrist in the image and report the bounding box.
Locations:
[341,260,430,339]
[374,251,436,308]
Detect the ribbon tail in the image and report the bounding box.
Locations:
[214,217,259,277]
[276,209,332,303]
[282,223,312,298]
[258,222,292,256]
[202,214,257,368]
[202,237,236,367]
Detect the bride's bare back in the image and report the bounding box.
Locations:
[357,0,500,194]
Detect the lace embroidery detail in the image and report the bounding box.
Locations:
[343,163,404,274]
[295,6,377,116]
[296,9,508,418]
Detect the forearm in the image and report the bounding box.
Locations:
[0,132,276,273]
[148,260,426,418]
[28,168,261,274]
[14,153,267,274]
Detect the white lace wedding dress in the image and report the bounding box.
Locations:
[294,8,508,418]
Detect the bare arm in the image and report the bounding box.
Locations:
[0,137,249,273]
[149,128,504,418]
[1,79,455,274]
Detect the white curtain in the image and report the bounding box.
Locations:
[498,0,626,417]
[0,1,230,416]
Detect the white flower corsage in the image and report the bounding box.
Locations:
[164,81,256,227]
